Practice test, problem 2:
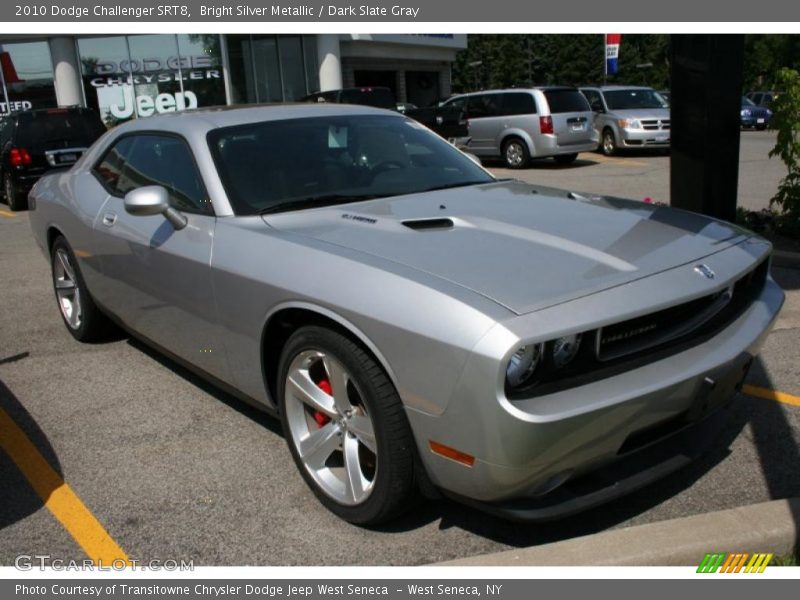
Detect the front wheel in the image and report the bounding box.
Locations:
[278,326,416,525]
[601,129,618,156]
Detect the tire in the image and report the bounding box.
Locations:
[50,236,115,342]
[601,128,618,156]
[278,325,416,525]
[4,173,26,211]
[554,153,578,165]
[502,137,530,169]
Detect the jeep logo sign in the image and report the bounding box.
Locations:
[109,88,197,119]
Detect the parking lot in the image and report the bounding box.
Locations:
[1,131,799,566]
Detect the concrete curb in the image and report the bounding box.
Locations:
[773,250,800,270]
[437,498,800,566]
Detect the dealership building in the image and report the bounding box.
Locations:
[0,34,465,123]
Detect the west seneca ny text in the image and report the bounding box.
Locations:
[199,4,422,18]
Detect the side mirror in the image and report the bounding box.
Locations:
[124,185,187,230]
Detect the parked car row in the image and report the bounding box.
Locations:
[1,84,779,213]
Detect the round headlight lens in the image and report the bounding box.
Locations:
[552,333,582,368]
[506,344,543,388]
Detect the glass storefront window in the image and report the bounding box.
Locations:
[78,34,224,126]
[227,35,319,104]
[0,41,56,115]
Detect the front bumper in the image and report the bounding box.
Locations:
[407,244,783,516]
[442,354,750,521]
[620,128,670,148]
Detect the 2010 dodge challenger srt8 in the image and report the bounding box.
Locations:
[29,104,784,524]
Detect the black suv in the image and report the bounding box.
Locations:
[1,107,106,211]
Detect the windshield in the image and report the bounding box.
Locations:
[604,89,668,110]
[208,115,494,215]
[742,97,756,106]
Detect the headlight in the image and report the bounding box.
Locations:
[505,344,543,388]
[741,109,751,117]
[552,333,583,368]
[618,118,641,130]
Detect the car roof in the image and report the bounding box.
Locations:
[8,106,98,120]
[582,85,656,91]
[106,103,401,136]
[450,86,578,97]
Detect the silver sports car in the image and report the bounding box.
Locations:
[29,104,784,524]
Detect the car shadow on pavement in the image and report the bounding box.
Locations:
[124,337,283,437]
[482,158,600,170]
[0,378,64,529]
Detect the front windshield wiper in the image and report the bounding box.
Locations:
[258,193,385,215]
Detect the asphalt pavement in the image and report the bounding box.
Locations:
[0,133,798,566]
[489,129,785,212]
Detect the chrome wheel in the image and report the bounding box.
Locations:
[53,248,82,330]
[504,141,525,167]
[284,350,377,506]
[602,130,617,156]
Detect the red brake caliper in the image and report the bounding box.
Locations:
[313,379,332,428]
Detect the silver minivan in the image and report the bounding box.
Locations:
[580,86,670,156]
[440,87,598,168]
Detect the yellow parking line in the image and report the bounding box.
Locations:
[0,407,130,566]
[0,209,16,218]
[742,384,800,407]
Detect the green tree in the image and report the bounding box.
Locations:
[452,34,670,94]
[768,68,800,235]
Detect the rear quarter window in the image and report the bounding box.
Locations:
[543,90,591,114]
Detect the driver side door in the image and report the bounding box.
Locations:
[90,132,229,381]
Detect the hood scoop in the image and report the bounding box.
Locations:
[402,218,455,231]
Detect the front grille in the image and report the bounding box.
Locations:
[597,258,768,362]
[508,257,770,400]
[641,119,670,131]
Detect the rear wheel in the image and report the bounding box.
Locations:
[502,138,530,169]
[601,128,618,156]
[278,325,416,525]
[50,236,114,342]
[554,153,578,165]
[4,173,26,211]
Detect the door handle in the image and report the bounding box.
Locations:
[102,212,117,227]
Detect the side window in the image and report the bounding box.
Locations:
[501,92,537,116]
[94,137,135,193]
[583,90,605,112]
[115,135,212,215]
[442,97,466,111]
[467,94,502,118]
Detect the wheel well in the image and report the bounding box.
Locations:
[261,308,380,405]
[46,226,63,252]
[501,134,525,151]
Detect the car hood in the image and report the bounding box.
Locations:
[263,181,750,315]
[608,108,670,120]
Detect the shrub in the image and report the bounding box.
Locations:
[768,68,800,235]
